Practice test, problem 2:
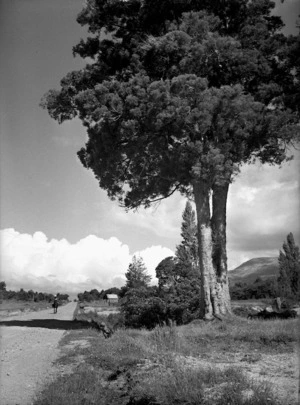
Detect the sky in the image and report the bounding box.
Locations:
[0,0,299,295]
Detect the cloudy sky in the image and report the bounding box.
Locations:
[1,0,299,295]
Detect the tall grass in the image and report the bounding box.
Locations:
[132,362,280,405]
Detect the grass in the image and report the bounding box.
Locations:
[230,299,273,308]
[0,299,52,314]
[144,316,298,359]
[33,311,299,405]
[34,364,119,405]
[132,361,278,405]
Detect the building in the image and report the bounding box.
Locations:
[106,294,119,306]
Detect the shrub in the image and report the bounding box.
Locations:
[122,288,167,329]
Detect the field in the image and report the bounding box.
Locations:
[32,301,300,405]
[0,299,53,317]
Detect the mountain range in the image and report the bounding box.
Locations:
[228,257,279,284]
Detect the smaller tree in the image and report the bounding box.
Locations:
[278,233,300,299]
[155,256,177,291]
[17,288,29,301]
[122,286,166,328]
[0,281,7,301]
[82,291,93,302]
[0,281,6,291]
[125,255,152,289]
[122,257,163,328]
[90,289,100,300]
[77,293,84,302]
[155,201,201,324]
[176,201,199,275]
[58,293,69,301]
[37,292,45,301]
[27,289,35,301]
[166,278,202,324]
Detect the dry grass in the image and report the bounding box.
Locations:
[33,313,299,405]
[0,299,52,315]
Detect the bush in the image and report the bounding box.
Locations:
[122,288,167,329]
[106,311,125,329]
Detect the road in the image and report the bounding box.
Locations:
[0,301,78,405]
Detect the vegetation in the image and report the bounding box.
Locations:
[277,232,300,300]
[0,299,53,314]
[77,287,121,302]
[75,226,299,328]
[125,255,152,289]
[155,201,202,324]
[0,282,69,303]
[230,278,278,301]
[33,314,298,405]
[121,256,165,328]
[106,203,203,328]
[41,0,300,319]
[175,201,198,273]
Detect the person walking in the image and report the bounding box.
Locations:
[53,295,58,314]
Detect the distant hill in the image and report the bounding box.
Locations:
[228,257,279,284]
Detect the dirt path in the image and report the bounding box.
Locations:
[0,301,78,405]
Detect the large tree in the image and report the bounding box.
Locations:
[41,0,299,318]
[74,74,297,317]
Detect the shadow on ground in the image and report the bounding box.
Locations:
[0,319,95,330]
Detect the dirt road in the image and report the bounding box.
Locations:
[0,301,78,405]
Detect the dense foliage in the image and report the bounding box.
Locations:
[118,202,202,328]
[121,286,166,328]
[121,256,163,328]
[155,201,202,324]
[230,277,278,300]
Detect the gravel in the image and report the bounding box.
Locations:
[0,301,77,405]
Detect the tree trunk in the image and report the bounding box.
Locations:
[211,183,232,315]
[193,180,218,320]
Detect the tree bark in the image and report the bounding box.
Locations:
[211,183,232,315]
[193,180,218,320]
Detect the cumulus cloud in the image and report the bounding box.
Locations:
[227,153,300,269]
[0,229,174,294]
[134,245,175,281]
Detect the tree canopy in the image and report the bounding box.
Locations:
[42,3,299,209]
[74,75,295,208]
